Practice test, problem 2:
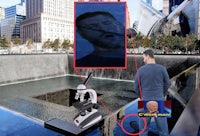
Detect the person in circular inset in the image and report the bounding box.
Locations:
[75,11,125,67]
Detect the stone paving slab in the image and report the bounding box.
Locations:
[0,106,64,136]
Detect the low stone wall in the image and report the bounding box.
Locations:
[0,54,199,84]
[69,54,200,80]
[0,54,68,84]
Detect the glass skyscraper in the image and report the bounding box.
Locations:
[0,0,25,41]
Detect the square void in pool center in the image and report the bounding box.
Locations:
[32,89,103,107]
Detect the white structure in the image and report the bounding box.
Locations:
[137,1,166,36]
[152,0,163,11]
[136,0,200,40]
[163,0,169,15]
[0,7,5,20]
[0,7,5,37]
[20,0,74,43]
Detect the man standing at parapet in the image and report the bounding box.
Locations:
[134,49,171,136]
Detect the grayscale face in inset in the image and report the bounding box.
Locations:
[77,14,124,49]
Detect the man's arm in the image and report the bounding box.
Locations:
[163,68,170,96]
[134,72,140,97]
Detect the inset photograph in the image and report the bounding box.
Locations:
[138,100,172,118]
[74,2,126,68]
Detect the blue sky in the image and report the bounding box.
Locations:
[0,0,140,24]
[126,0,140,24]
[0,0,21,8]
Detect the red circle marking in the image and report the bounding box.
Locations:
[120,114,147,136]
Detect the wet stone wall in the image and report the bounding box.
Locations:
[69,54,200,79]
[0,54,199,84]
[0,54,68,84]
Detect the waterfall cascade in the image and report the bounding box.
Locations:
[0,54,199,84]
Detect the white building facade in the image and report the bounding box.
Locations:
[0,7,5,37]
[20,0,74,43]
[0,7,5,20]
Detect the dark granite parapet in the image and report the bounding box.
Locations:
[1,54,199,84]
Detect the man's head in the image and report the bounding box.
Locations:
[143,49,155,64]
[76,11,124,50]
[76,11,116,26]
[146,101,158,113]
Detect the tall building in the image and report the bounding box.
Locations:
[0,7,5,37]
[0,7,5,20]
[0,0,25,41]
[20,0,74,43]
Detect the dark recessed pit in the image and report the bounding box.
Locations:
[32,89,103,107]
